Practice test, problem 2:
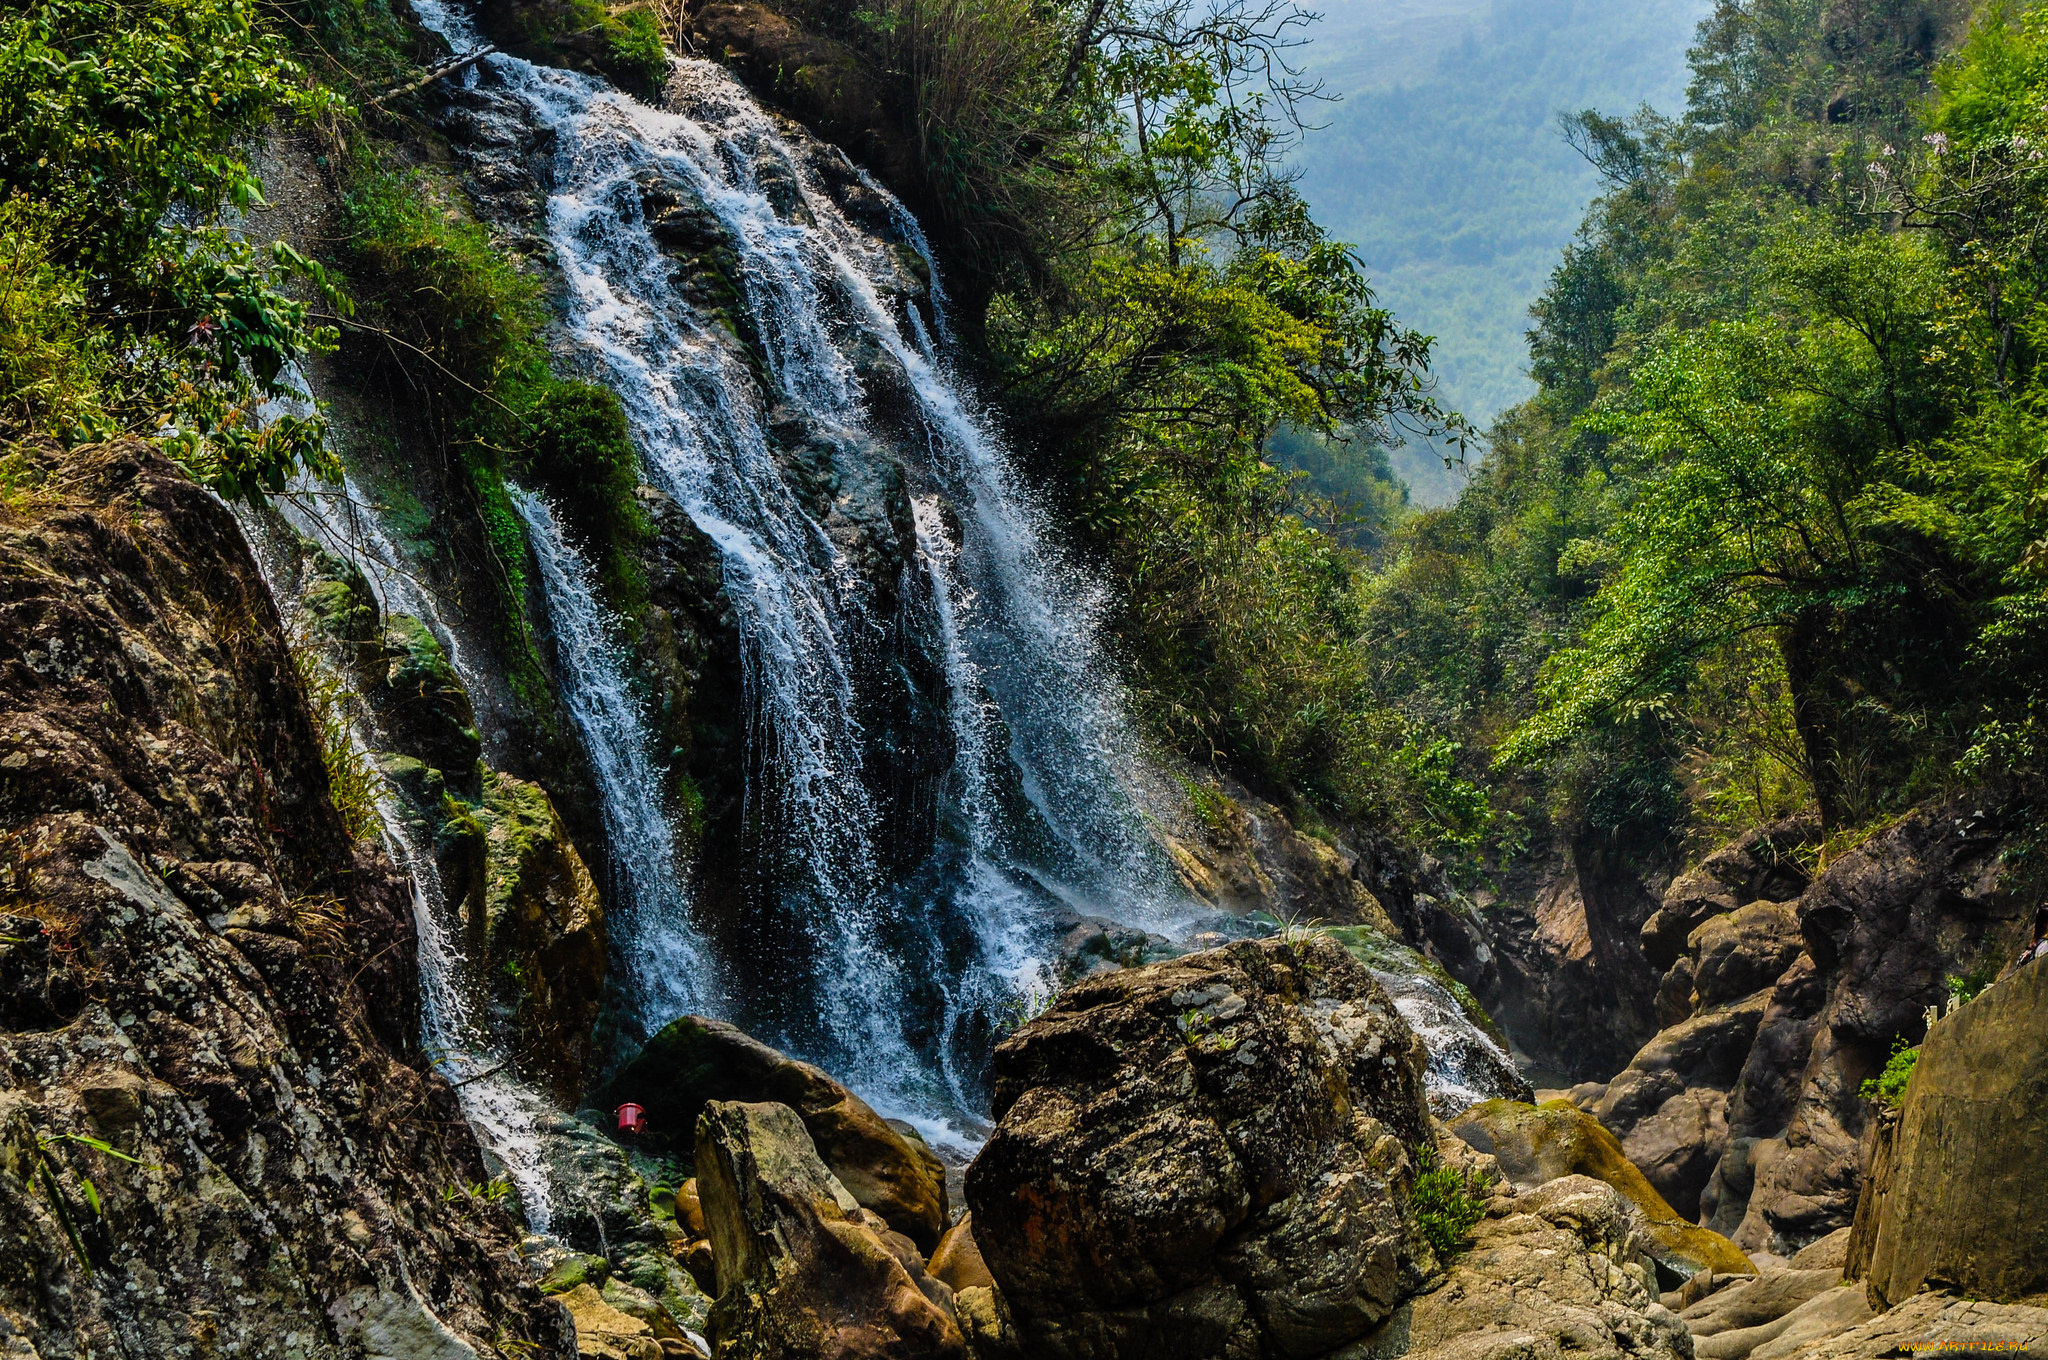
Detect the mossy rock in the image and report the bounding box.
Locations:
[472,0,669,95]
[378,614,482,783]
[301,576,379,649]
[538,1252,610,1295]
[471,769,606,1102]
[1450,1098,1754,1283]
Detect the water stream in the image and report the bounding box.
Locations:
[264,1,1530,1157]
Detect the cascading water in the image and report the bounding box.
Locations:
[404,0,1189,1137]
[390,1,1527,1139]
[510,486,720,1032]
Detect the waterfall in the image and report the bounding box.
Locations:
[238,478,560,1228]
[510,486,720,1032]
[403,1,1191,1137]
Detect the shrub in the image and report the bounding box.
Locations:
[525,377,649,618]
[1861,1037,1920,1109]
[1409,1144,1487,1260]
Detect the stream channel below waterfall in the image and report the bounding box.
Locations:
[241,0,1528,1220]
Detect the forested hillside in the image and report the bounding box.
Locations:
[1295,0,1708,498]
[1365,0,2047,872]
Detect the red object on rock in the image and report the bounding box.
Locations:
[616,1102,647,1136]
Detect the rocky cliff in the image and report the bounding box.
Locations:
[0,442,566,1357]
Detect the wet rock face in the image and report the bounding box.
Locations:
[696,1100,969,1360]
[381,612,485,787]
[1155,772,1410,936]
[294,531,606,1105]
[0,444,565,1356]
[967,935,1433,1360]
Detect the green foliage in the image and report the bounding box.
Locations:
[0,0,333,274]
[0,0,346,501]
[599,6,667,94]
[525,378,649,617]
[1358,0,2048,870]
[1946,960,2000,1005]
[1291,0,1705,431]
[1264,424,1408,549]
[338,162,548,664]
[1409,1143,1487,1260]
[1861,1037,1920,1109]
[33,1130,151,1274]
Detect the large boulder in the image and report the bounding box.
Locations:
[1449,1099,1754,1285]
[966,935,1433,1360]
[601,1016,949,1251]
[1852,955,2048,1307]
[695,1100,968,1360]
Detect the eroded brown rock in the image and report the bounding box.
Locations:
[696,1100,967,1360]
[0,443,566,1356]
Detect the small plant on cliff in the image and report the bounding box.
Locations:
[999,978,1060,1033]
[32,1131,151,1274]
[1946,961,1999,1007]
[1178,1009,1241,1054]
[1409,1144,1486,1261]
[1861,1037,1920,1109]
[1274,911,1330,952]
[288,636,383,842]
[289,894,350,959]
[441,1176,514,1210]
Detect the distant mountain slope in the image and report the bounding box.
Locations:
[1295,0,1707,502]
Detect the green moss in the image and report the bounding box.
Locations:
[671,771,708,843]
[537,1253,609,1295]
[1319,922,1510,1051]
[524,378,650,625]
[475,768,563,929]
[599,7,667,94]
[1175,773,1238,835]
